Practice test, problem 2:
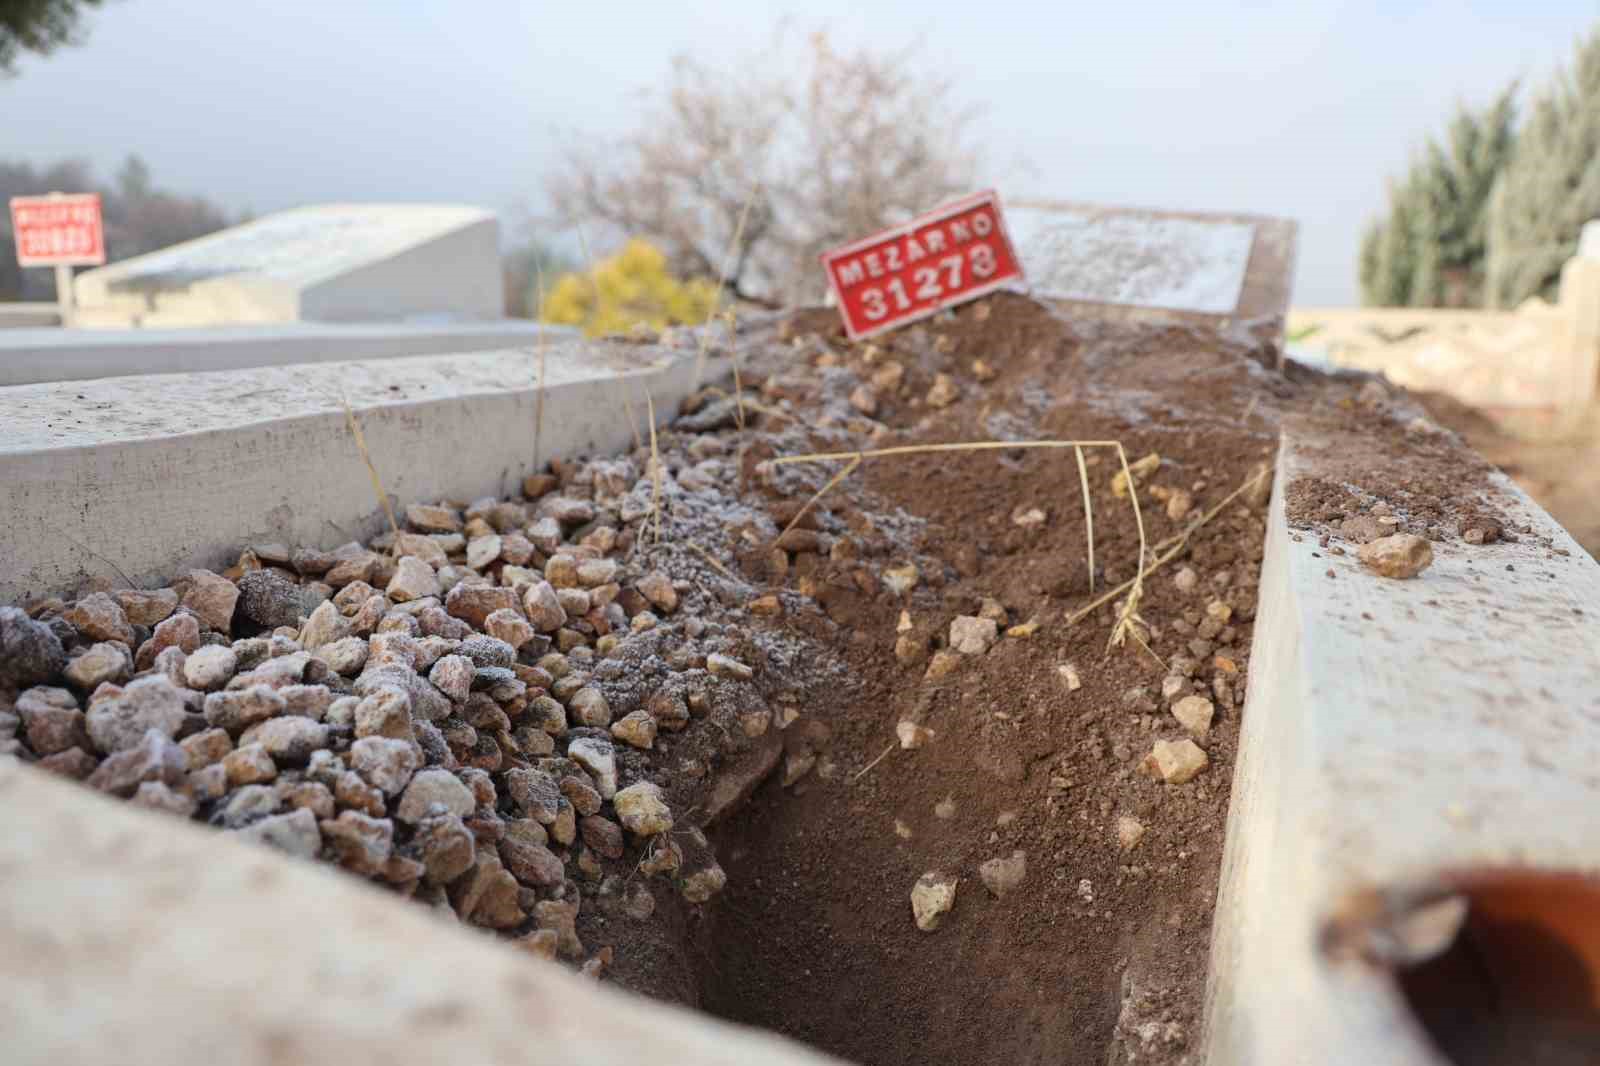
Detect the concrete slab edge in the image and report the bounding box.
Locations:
[0,758,843,1066]
[1204,429,1600,1064]
[0,342,723,602]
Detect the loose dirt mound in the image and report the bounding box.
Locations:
[4,293,1476,1066]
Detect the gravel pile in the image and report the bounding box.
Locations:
[0,425,840,972]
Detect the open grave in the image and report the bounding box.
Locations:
[5,222,1599,1066]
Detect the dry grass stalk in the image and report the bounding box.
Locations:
[1106,444,1151,654]
[692,184,761,392]
[646,390,664,546]
[685,540,737,581]
[1065,463,1274,628]
[851,741,897,783]
[773,438,1153,647]
[533,260,550,471]
[1074,444,1095,595]
[338,391,400,547]
[774,454,862,545]
[620,387,644,453]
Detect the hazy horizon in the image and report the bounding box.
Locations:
[5,0,1596,305]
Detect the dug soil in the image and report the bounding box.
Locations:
[666,297,1298,1065]
[8,292,1514,1066]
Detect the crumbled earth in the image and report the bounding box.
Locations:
[1,292,1533,1065]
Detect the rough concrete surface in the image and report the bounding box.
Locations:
[0,338,722,601]
[1205,432,1600,1065]
[0,319,573,387]
[0,758,843,1066]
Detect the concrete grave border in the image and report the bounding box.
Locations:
[0,339,721,602]
[0,319,575,387]
[1204,424,1600,1064]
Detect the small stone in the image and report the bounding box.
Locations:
[896,720,934,749]
[1142,738,1209,784]
[173,569,240,633]
[500,833,564,888]
[250,716,330,763]
[580,814,625,858]
[444,583,520,628]
[644,691,689,732]
[911,871,958,931]
[413,812,477,884]
[187,762,228,802]
[1057,663,1083,692]
[978,851,1027,898]
[397,768,475,823]
[484,608,536,650]
[428,655,474,702]
[132,780,197,818]
[519,929,560,961]
[949,616,998,655]
[64,592,136,645]
[934,796,957,819]
[613,781,674,837]
[610,709,658,750]
[235,569,308,629]
[0,607,68,688]
[278,780,335,820]
[387,556,441,602]
[235,807,322,859]
[1171,696,1214,740]
[298,600,349,650]
[1173,567,1200,593]
[926,374,959,408]
[86,728,188,797]
[680,862,727,904]
[112,588,179,626]
[406,503,461,533]
[882,563,919,597]
[636,572,678,613]
[534,899,584,958]
[568,736,618,799]
[466,534,503,570]
[349,736,422,796]
[182,644,239,690]
[568,687,612,728]
[504,767,562,823]
[63,642,132,692]
[1358,534,1434,579]
[783,751,816,786]
[576,558,619,588]
[87,675,187,754]
[223,743,278,786]
[923,650,961,680]
[180,727,232,769]
[17,686,88,755]
[203,685,285,736]
[523,581,567,632]
[1116,816,1146,851]
[321,811,394,876]
[706,653,753,681]
[354,687,414,739]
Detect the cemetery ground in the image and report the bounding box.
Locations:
[0,293,1530,1064]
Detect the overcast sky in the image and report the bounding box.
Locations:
[5,0,1596,304]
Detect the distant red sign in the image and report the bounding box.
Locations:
[9,193,106,267]
[821,190,1024,340]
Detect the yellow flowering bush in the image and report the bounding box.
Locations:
[540,239,719,337]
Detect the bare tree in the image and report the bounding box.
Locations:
[548,30,980,307]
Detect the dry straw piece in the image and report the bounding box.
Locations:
[692,183,761,393]
[533,259,550,470]
[338,391,400,546]
[771,439,1151,651]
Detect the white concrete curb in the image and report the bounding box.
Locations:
[0,759,842,1066]
[0,319,575,386]
[0,339,719,602]
[1204,427,1600,1064]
